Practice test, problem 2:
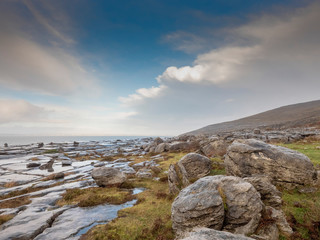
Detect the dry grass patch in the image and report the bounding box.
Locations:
[3,181,17,188]
[57,187,135,207]
[0,214,14,225]
[0,196,31,209]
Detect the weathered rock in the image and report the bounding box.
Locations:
[201,140,229,157]
[153,137,164,145]
[62,160,72,166]
[135,168,153,179]
[154,143,170,153]
[92,167,126,187]
[168,164,181,195]
[168,141,199,152]
[253,223,279,240]
[178,153,212,181]
[4,143,8,148]
[267,206,293,237]
[225,139,317,189]
[168,153,212,194]
[26,162,41,168]
[180,227,255,240]
[171,176,263,237]
[254,129,261,134]
[244,175,282,209]
[38,142,44,148]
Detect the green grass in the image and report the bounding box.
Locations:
[278,141,320,239]
[57,187,135,207]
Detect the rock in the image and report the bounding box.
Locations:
[178,153,212,181]
[170,141,200,152]
[94,162,105,167]
[92,167,126,187]
[171,176,263,237]
[180,227,254,240]
[254,129,261,134]
[153,137,164,145]
[155,143,170,153]
[225,139,317,189]
[113,158,127,163]
[52,172,65,179]
[168,153,212,194]
[4,143,8,148]
[253,223,279,240]
[136,168,153,179]
[38,142,44,148]
[168,164,181,195]
[266,206,293,237]
[244,175,282,209]
[27,162,41,168]
[62,160,72,166]
[73,141,79,147]
[39,159,55,170]
[202,140,229,157]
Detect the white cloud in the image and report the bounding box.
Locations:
[118,1,320,135]
[0,99,46,124]
[119,85,167,106]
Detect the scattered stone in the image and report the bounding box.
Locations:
[155,143,170,153]
[73,141,79,147]
[136,168,153,179]
[27,162,41,168]
[171,176,263,237]
[180,227,254,240]
[92,167,126,187]
[266,206,293,237]
[254,129,261,134]
[62,160,72,166]
[225,139,317,189]
[4,143,8,148]
[94,162,105,167]
[38,142,44,148]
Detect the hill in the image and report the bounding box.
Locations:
[183,100,320,136]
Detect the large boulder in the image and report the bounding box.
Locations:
[180,227,254,240]
[168,153,212,194]
[201,140,229,157]
[92,167,126,187]
[168,141,199,152]
[225,139,317,189]
[154,143,170,153]
[171,176,264,237]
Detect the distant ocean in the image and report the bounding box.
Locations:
[0,136,152,146]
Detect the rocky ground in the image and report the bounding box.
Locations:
[1,128,320,240]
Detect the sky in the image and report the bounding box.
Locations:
[0,0,319,136]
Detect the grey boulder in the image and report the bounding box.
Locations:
[92,167,126,187]
[168,153,212,194]
[171,175,263,237]
[225,139,317,189]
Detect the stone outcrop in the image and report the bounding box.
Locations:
[244,175,282,209]
[171,176,264,237]
[180,227,254,240]
[225,139,317,188]
[201,140,229,157]
[92,167,126,187]
[168,153,212,194]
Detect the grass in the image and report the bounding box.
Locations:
[0,214,14,225]
[57,187,135,207]
[0,196,31,209]
[277,140,320,239]
[42,149,59,154]
[80,178,175,240]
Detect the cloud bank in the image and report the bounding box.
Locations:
[119,1,320,134]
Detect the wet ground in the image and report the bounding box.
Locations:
[0,138,151,240]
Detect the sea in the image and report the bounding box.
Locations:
[0,135,152,146]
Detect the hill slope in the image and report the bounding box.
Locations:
[184,100,320,136]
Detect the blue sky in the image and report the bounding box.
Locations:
[0,0,319,136]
